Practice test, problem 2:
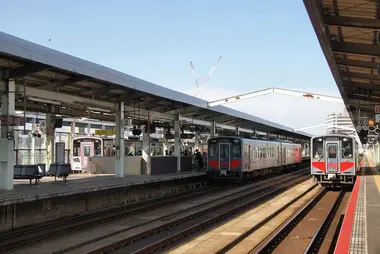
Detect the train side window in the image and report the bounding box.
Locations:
[73,140,80,157]
[232,141,241,158]
[209,143,218,158]
[312,138,323,159]
[342,138,353,158]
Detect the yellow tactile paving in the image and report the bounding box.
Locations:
[364,156,380,193]
[166,179,319,254]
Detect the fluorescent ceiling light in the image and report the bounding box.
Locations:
[87,106,111,113]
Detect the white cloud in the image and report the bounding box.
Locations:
[181,86,346,136]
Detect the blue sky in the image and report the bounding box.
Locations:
[1,1,344,134]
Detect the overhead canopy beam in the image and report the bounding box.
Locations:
[14,85,273,134]
[38,76,88,90]
[331,41,380,57]
[342,80,380,91]
[1,62,52,79]
[336,58,377,69]
[80,85,116,96]
[15,101,115,122]
[340,70,380,81]
[207,87,343,107]
[324,15,380,30]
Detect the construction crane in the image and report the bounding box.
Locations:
[190,56,222,98]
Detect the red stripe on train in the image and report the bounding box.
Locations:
[208,160,218,168]
[312,162,355,172]
[231,160,241,168]
[208,159,241,169]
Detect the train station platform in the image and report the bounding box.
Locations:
[0,170,206,233]
[0,170,206,206]
[334,157,380,254]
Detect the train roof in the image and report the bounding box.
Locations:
[208,136,301,145]
[311,134,354,140]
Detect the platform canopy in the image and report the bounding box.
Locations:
[304,0,380,128]
[0,32,310,140]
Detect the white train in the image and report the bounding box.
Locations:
[311,134,360,187]
[207,136,303,180]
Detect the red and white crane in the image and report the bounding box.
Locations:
[190,56,222,98]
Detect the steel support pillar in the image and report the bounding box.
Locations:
[0,79,15,190]
[68,120,75,163]
[115,102,125,177]
[142,130,150,174]
[235,126,239,135]
[194,131,200,150]
[174,114,181,172]
[210,120,216,138]
[30,117,36,165]
[45,106,56,171]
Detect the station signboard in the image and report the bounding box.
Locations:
[95,129,116,136]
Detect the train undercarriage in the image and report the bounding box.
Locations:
[207,164,299,183]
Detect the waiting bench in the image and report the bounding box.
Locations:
[13,165,45,184]
[46,163,71,182]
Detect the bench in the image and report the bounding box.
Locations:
[46,163,71,182]
[13,165,45,184]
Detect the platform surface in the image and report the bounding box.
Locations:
[0,170,206,206]
[335,157,380,254]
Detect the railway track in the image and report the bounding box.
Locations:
[254,189,347,254]
[2,167,311,254]
[68,168,312,254]
[0,181,214,252]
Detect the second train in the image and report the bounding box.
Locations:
[207,136,303,181]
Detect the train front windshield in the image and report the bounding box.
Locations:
[312,136,354,160]
[208,138,241,170]
[312,138,324,159]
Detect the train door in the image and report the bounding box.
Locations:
[81,142,94,171]
[277,146,281,166]
[282,146,286,165]
[219,143,230,174]
[248,145,251,170]
[325,142,339,173]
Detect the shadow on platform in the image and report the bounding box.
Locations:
[358,167,380,176]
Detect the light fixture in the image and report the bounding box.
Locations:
[87,106,111,113]
[28,97,62,105]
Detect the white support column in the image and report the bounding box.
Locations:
[174,114,181,172]
[194,131,200,151]
[86,123,91,136]
[0,79,16,190]
[30,117,36,165]
[210,120,216,138]
[68,120,75,163]
[45,107,56,170]
[114,102,124,177]
[142,130,150,173]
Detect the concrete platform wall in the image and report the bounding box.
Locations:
[88,156,142,175]
[89,156,193,175]
[0,176,206,233]
[149,156,193,175]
